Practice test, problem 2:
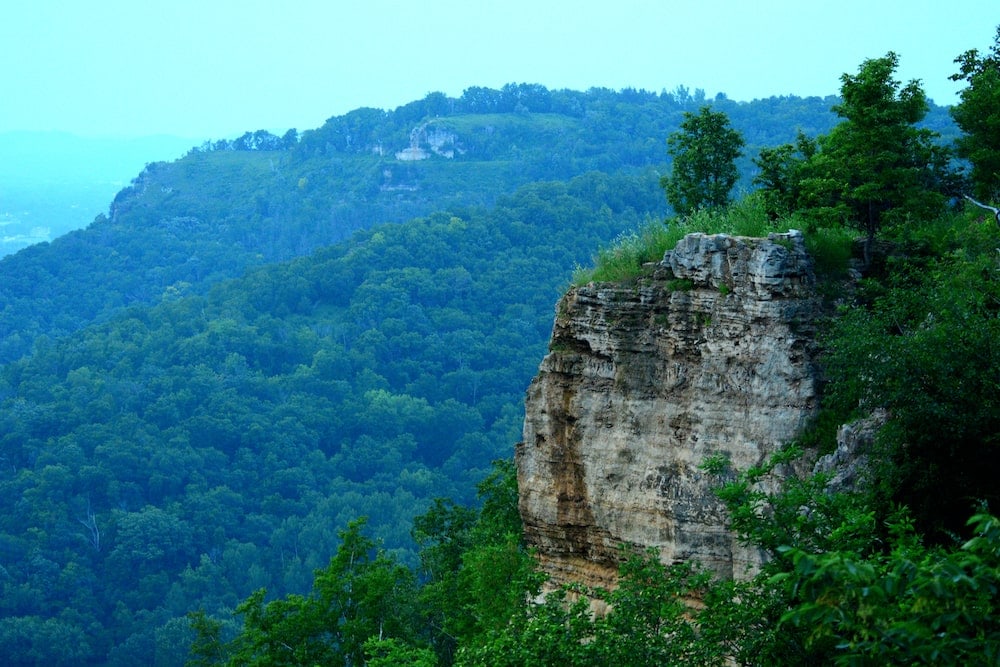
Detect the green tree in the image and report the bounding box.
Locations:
[952,26,1000,201]
[413,460,538,665]
[0,616,94,666]
[185,610,227,667]
[752,132,816,219]
[707,447,1000,665]
[222,518,421,666]
[457,549,724,667]
[779,513,1000,665]
[823,247,1000,541]
[411,498,477,663]
[661,106,745,216]
[365,637,439,667]
[799,52,947,265]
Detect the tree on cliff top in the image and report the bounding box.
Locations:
[661,106,745,216]
[952,25,1000,201]
[759,52,948,267]
[823,53,946,251]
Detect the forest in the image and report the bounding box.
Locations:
[1,29,999,666]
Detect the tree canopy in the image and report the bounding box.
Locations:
[661,105,745,216]
[952,26,1000,201]
[755,52,950,266]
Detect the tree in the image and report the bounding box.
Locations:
[414,460,539,664]
[457,549,725,667]
[798,53,947,265]
[661,106,744,216]
[752,132,815,219]
[223,518,422,666]
[822,248,1000,541]
[778,513,1000,665]
[364,637,439,667]
[952,26,1000,201]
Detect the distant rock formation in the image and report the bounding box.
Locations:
[516,231,823,590]
[395,122,460,161]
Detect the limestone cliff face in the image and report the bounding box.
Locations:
[516,231,822,590]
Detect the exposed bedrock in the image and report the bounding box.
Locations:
[516,231,823,589]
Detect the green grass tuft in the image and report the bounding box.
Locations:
[573,217,686,284]
[574,193,782,285]
[575,192,870,286]
[802,223,854,278]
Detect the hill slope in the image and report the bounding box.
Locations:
[0,87,857,364]
[0,84,959,665]
[0,171,660,665]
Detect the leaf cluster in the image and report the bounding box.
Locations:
[951,26,1000,201]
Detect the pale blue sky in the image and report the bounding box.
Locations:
[1,0,996,140]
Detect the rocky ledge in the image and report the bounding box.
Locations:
[516,231,822,590]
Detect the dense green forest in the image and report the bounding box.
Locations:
[1,35,997,666]
[6,82,960,366]
[0,171,660,664]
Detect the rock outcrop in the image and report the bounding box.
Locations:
[395,122,460,160]
[516,231,822,590]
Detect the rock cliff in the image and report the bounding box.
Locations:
[516,231,822,590]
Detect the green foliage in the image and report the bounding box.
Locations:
[700,437,1000,665]
[197,460,532,667]
[661,106,745,216]
[365,637,439,667]
[0,172,655,663]
[457,549,723,667]
[573,217,680,284]
[685,188,774,237]
[822,233,1000,540]
[0,615,95,666]
[667,278,695,291]
[0,90,868,365]
[201,449,1000,667]
[709,445,877,560]
[778,513,1000,665]
[221,518,421,666]
[754,53,951,268]
[753,132,815,219]
[415,460,539,664]
[0,69,984,666]
[951,25,1000,200]
[185,611,228,667]
[801,223,854,279]
[574,192,783,285]
[820,52,948,246]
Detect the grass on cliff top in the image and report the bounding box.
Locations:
[573,193,779,285]
[572,192,857,285]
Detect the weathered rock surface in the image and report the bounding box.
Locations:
[813,410,886,491]
[516,231,822,590]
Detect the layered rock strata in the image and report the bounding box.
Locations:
[516,231,822,590]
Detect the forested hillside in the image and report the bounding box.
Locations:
[0,71,981,666]
[0,85,865,365]
[0,170,664,664]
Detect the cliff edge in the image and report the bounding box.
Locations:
[516,231,822,590]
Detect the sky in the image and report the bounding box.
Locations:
[1,0,997,142]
